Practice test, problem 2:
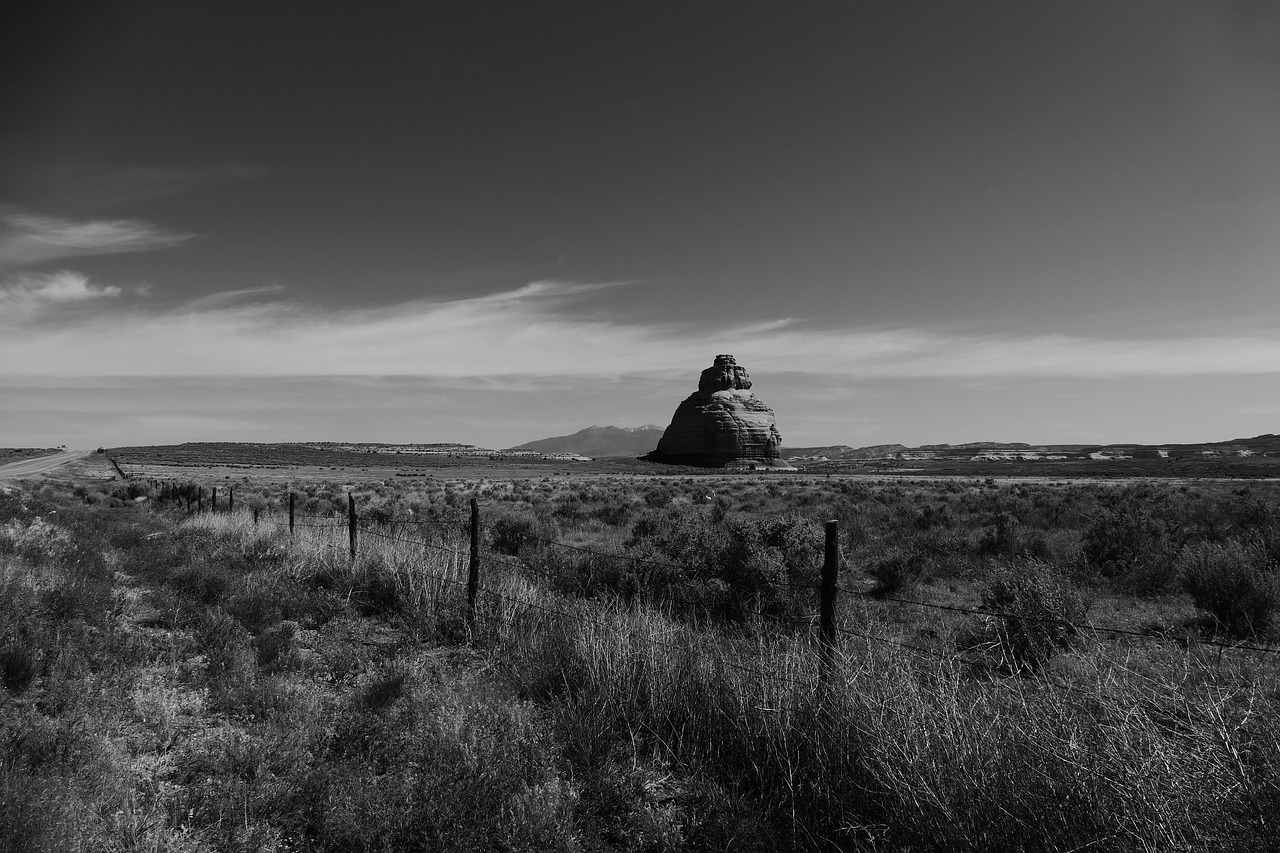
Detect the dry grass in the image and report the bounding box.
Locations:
[3,476,1279,851]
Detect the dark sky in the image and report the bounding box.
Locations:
[3,1,1279,447]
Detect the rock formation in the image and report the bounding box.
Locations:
[648,354,789,468]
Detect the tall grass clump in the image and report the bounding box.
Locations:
[490,582,1280,851]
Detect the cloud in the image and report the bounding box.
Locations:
[3,276,1280,381]
[184,283,286,310]
[0,210,193,267]
[0,270,122,319]
[748,328,1280,379]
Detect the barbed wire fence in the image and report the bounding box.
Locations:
[145,477,1280,697]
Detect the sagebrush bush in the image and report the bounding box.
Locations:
[167,559,234,604]
[39,574,114,624]
[868,547,934,597]
[255,619,301,672]
[1180,540,1280,639]
[357,670,405,712]
[489,511,559,556]
[0,643,37,694]
[621,510,816,623]
[1082,504,1182,586]
[590,501,634,527]
[965,559,1088,672]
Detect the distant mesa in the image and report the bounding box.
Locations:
[647,354,792,469]
[782,433,1280,464]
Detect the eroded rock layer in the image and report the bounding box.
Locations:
[650,355,785,467]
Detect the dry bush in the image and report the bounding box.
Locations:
[1180,540,1280,639]
[868,547,935,597]
[962,559,1089,672]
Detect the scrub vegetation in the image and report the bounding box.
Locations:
[2,471,1279,851]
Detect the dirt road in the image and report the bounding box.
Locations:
[0,449,93,480]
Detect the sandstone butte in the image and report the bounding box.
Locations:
[647,354,793,468]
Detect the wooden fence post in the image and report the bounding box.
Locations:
[253,508,259,526]
[289,492,295,537]
[467,497,480,624]
[819,519,840,676]
[211,487,217,513]
[348,494,357,561]
[228,487,234,513]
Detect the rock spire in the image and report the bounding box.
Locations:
[648,354,788,467]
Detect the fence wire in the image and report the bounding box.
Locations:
[163,489,1280,668]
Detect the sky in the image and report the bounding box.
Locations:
[2,1,1279,450]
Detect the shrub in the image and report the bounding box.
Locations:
[868,548,934,597]
[643,486,675,508]
[552,495,584,523]
[1082,504,1181,584]
[357,670,405,712]
[228,569,334,632]
[489,512,558,557]
[366,501,395,526]
[976,511,1022,558]
[590,502,633,527]
[39,575,113,625]
[1180,540,1280,639]
[965,559,1088,672]
[626,509,720,569]
[255,620,301,672]
[755,514,823,580]
[975,510,1054,560]
[168,561,233,605]
[713,525,788,621]
[197,607,257,708]
[0,644,37,694]
[225,578,288,634]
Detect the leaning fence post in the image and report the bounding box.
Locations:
[288,492,295,537]
[348,493,357,561]
[467,497,481,624]
[819,519,840,676]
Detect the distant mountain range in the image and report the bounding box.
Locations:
[510,426,1280,463]
[785,434,1280,461]
[509,425,666,457]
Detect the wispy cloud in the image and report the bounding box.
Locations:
[184,283,286,310]
[749,328,1280,380]
[0,210,193,267]
[3,276,1280,380]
